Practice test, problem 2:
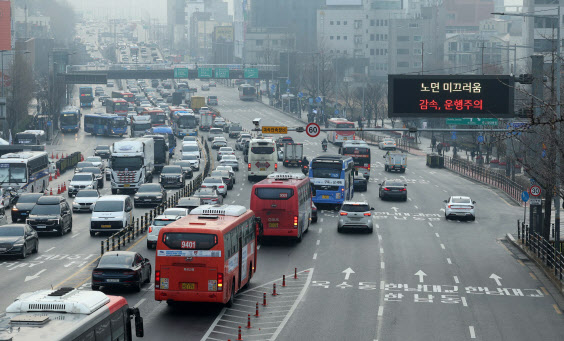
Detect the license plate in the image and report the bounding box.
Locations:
[322,195,330,199]
[260,168,265,171]
[268,223,278,228]
[21,213,27,216]
[101,225,111,228]
[123,184,130,188]
[145,199,152,201]
[181,282,196,290]
[37,225,46,229]
[106,279,120,283]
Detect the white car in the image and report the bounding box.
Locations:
[444,196,476,221]
[181,154,200,170]
[219,155,239,171]
[217,147,235,161]
[182,142,201,158]
[379,138,397,150]
[215,165,235,178]
[84,156,105,170]
[201,177,228,197]
[183,136,198,143]
[72,189,100,212]
[68,172,98,197]
[163,208,189,217]
[212,137,228,149]
[147,214,182,248]
[236,135,251,151]
[213,117,227,128]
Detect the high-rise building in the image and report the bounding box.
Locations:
[167,0,187,47]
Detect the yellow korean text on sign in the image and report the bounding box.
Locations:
[262,126,288,134]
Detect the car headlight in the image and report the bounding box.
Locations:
[134,196,140,199]
[156,195,163,199]
[72,202,80,207]
[69,185,75,190]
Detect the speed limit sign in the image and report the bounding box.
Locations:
[306,123,321,138]
[530,185,542,197]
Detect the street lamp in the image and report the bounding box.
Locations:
[493,10,561,244]
[494,44,533,74]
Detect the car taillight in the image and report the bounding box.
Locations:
[217,273,223,291]
[364,212,371,216]
[294,216,298,228]
[340,212,348,216]
[448,205,452,208]
[248,163,251,170]
[275,163,278,170]
[219,186,224,188]
[384,187,390,191]
[399,188,406,191]
[155,270,160,288]
[149,226,153,233]
[368,165,371,171]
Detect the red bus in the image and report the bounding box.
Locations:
[327,118,355,145]
[154,204,259,306]
[340,140,371,179]
[250,172,312,241]
[106,98,129,116]
[112,91,135,104]
[168,105,191,119]
[1,287,144,340]
[142,107,167,126]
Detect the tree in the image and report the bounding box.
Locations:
[354,82,387,127]
[5,52,34,135]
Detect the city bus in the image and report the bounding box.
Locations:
[154,205,259,306]
[0,287,144,340]
[340,140,371,179]
[238,84,256,101]
[14,130,46,145]
[0,151,50,193]
[59,106,81,133]
[247,139,278,181]
[142,107,167,127]
[309,155,355,206]
[172,111,198,137]
[251,172,312,241]
[79,86,94,107]
[106,98,129,116]
[112,91,136,104]
[84,114,128,136]
[327,118,355,145]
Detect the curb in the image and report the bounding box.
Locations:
[506,233,564,293]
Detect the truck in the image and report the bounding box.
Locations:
[283,143,304,167]
[144,134,169,173]
[130,115,152,137]
[384,152,407,173]
[190,96,206,113]
[199,112,214,131]
[109,138,155,194]
[172,92,184,106]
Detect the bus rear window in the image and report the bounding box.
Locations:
[162,233,218,250]
[251,147,274,154]
[255,188,294,200]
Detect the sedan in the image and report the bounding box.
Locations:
[219,155,239,171]
[378,180,407,201]
[74,162,94,173]
[444,196,476,221]
[353,174,368,192]
[11,193,43,222]
[217,147,235,161]
[176,197,204,212]
[181,154,200,171]
[173,161,194,179]
[72,189,100,213]
[94,145,111,159]
[201,177,228,197]
[192,188,224,205]
[215,166,235,179]
[0,224,39,259]
[91,251,152,292]
[379,138,397,150]
[134,183,167,207]
[212,137,228,149]
[210,170,234,190]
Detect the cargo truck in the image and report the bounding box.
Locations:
[110,138,155,194]
[283,143,304,167]
[384,152,407,173]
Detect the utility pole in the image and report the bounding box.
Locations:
[421,42,424,75]
[554,5,561,251]
[480,42,486,74]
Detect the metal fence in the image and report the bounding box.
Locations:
[360,132,418,153]
[444,156,525,205]
[517,221,564,286]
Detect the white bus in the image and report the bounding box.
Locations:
[14,130,47,145]
[247,139,278,181]
[0,152,50,193]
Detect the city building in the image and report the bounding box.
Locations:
[167,0,186,47]
[243,27,295,65]
[444,0,495,33]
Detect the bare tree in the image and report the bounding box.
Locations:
[5,52,34,134]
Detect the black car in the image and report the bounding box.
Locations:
[160,165,184,188]
[174,161,194,180]
[83,167,104,188]
[311,202,318,223]
[378,180,407,201]
[134,183,167,207]
[353,174,368,192]
[210,170,234,190]
[11,193,43,222]
[276,136,294,148]
[99,95,110,105]
[94,145,111,159]
[228,125,243,138]
[74,162,95,173]
[0,224,39,259]
[91,251,151,292]
[26,196,73,236]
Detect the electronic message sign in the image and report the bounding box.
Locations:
[388,75,514,118]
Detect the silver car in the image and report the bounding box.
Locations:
[201,177,228,197]
[219,155,239,171]
[337,201,374,233]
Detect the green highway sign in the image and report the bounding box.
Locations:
[174,68,189,78]
[215,68,230,78]
[244,68,259,79]
[198,68,213,78]
[446,118,499,126]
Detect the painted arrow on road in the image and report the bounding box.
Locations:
[25,269,47,282]
[440,208,445,212]
[391,207,399,212]
[415,270,427,283]
[342,267,355,280]
[489,273,502,286]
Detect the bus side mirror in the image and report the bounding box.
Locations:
[135,314,144,337]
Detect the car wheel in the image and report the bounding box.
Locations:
[33,240,38,253]
[58,227,64,237]
[91,285,100,291]
[470,216,476,221]
[144,269,151,283]
[368,228,374,233]
[90,231,96,237]
[135,280,142,292]
[11,215,18,223]
[111,189,117,195]
[20,244,27,259]
[337,227,343,233]
[147,240,152,249]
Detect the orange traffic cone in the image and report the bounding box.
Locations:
[57,185,61,195]
[49,173,53,181]
[80,154,84,162]
[54,172,58,180]
[56,153,59,159]
[51,152,54,159]
[63,182,67,191]
[56,169,60,177]
[49,188,53,195]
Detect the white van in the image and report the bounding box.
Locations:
[247,139,277,181]
[181,141,201,158]
[89,195,133,236]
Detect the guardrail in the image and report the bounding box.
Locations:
[55,152,82,173]
[359,132,418,153]
[444,155,525,205]
[99,140,211,255]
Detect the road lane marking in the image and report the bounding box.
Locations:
[428,222,433,227]
[380,248,384,254]
[414,205,418,209]
[378,235,382,241]
[440,243,445,250]
[320,218,324,223]
[313,253,317,260]
[529,272,537,280]
[517,259,525,266]
[71,233,80,238]
[316,240,320,246]
[541,287,549,296]
[461,297,468,307]
[447,258,452,264]
[435,233,440,238]
[377,306,384,317]
[553,304,562,314]
[45,247,56,252]
[133,298,146,308]
[375,224,379,229]
[380,262,385,269]
[453,276,459,284]
[469,326,476,339]
[318,228,323,234]
[408,198,412,201]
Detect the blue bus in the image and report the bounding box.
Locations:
[84,114,128,136]
[147,125,176,157]
[309,155,355,206]
[59,106,81,133]
[79,87,94,108]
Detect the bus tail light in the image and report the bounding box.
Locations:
[293,216,298,228]
[248,163,251,170]
[155,270,160,289]
[368,165,371,171]
[275,163,278,171]
[364,212,371,216]
[217,273,223,291]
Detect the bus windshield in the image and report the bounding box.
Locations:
[178,116,197,128]
[111,117,127,128]
[151,115,166,124]
[162,232,218,250]
[311,162,342,178]
[0,163,27,183]
[111,156,143,170]
[133,123,152,131]
[60,113,78,126]
[251,146,275,154]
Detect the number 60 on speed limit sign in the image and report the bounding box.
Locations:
[306,123,320,138]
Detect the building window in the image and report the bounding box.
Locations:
[370,19,375,26]
[337,36,340,40]
[256,40,263,46]
[344,36,348,40]
[413,35,422,41]
[409,23,419,28]
[330,36,334,40]
[337,21,341,25]
[354,20,362,29]
[336,50,340,53]
[370,49,375,55]
[397,36,409,42]
[376,34,380,41]
[384,20,388,26]
[273,40,279,45]
[344,50,348,54]
[448,42,457,52]
[397,48,409,55]
[413,48,422,55]
[330,21,334,25]
[344,21,347,25]
[413,61,421,68]
[397,61,409,68]
[463,42,471,52]
[370,34,375,41]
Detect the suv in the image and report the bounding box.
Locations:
[160,165,184,188]
[90,195,133,236]
[337,201,374,233]
[207,95,218,106]
[208,128,224,141]
[94,145,111,159]
[68,173,98,197]
[228,124,243,138]
[147,215,182,249]
[11,193,43,222]
[27,196,73,236]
